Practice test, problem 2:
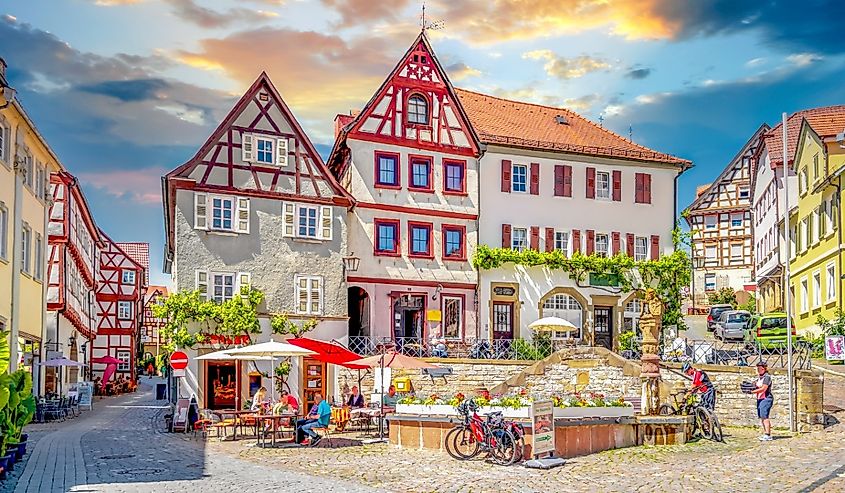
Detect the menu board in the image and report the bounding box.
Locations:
[77,382,93,410]
[531,400,555,456]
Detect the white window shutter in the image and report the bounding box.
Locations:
[237,197,250,233]
[296,276,307,314]
[276,138,289,167]
[282,202,295,237]
[238,272,252,298]
[320,206,332,240]
[242,133,255,162]
[195,270,208,300]
[314,277,323,315]
[194,193,208,230]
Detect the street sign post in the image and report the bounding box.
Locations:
[171,351,188,378]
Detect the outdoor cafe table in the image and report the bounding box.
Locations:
[211,410,257,441]
[254,413,299,448]
[350,407,394,434]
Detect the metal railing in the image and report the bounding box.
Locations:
[346,336,579,361]
[621,338,813,370]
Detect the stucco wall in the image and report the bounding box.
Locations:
[173,188,347,317]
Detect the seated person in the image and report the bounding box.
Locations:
[280,390,299,412]
[429,331,447,358]
[346,386,365,408]
[295,393,331,446]
[382,385,399,408]
[251,387,268,411]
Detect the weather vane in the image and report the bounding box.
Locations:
[421,2,445,32]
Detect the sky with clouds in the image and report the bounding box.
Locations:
[2,0,844,285]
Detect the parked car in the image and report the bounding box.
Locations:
[714,310,751,341]
[707,304,734,331]
[745,313,795,349]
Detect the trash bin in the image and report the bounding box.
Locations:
[156,383,167,400]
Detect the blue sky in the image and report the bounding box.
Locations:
[2,0,844,285]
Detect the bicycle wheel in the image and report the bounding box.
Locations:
[711,412,724,442]
[657,404,675,416]
[445,426,480,460]
[695,407,714,440]
[489,428,518,466]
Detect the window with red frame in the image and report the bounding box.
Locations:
[409,223,432,257]
[375,152,400,187]
[443,160,466,193]
[409,156,433,191]
[375,220,400,255]
[442,225,465,259]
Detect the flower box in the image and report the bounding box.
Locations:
[553,406,634,419]
[395,404,456,416]
[479,406,531,419]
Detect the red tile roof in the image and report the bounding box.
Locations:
[764,105,845,166]
[116,242,150,284]
[454,88,690,167]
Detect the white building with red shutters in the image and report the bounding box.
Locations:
[327,32,480,351]
[456,90,690,351]
[163,73,354,410]
[92,233,147,380]
[46,171,103,392]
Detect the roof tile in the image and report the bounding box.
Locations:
[764,105,845,166]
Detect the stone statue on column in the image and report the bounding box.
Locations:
[639,289,663,415]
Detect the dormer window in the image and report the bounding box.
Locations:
[407,94,429,125]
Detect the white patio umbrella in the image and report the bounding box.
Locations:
[223,341,316,401]
[39,357,86,367]
[528,317,578,334]
[195,349,273,361]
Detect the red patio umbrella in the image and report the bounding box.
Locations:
[92,356,122,365]
[288,338,368,369]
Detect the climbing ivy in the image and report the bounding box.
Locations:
[270,313,318,338]
[151,288,265,352]
[472,228,691,330]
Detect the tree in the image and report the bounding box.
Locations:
[271,314,318,338]
[707,287,737,307]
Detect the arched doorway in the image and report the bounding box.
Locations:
[347,287,370,339]
[541,294,583,340]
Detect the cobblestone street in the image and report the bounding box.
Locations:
[4,376,845,492]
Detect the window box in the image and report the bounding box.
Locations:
[374,151,401,189]
[374,218,401,256]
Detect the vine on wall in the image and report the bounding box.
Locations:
[152,288,265,352]
[472,229,691,329]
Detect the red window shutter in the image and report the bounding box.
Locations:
[626,233,635,257]
[530,226,540,250]
[554,165,564,196]
[612,232,621,256]
[586,167,596,199]
[633,173,641,203]
[545,227,555,252]
[650,235,660,260]
[586,229,595,255]
[502,224,512,248]
[501,160,512,193]
[563,165,572,197]
[530,162,540,195]
[572,229,581,254]
[644,174,652,204]
[612,170,622,202]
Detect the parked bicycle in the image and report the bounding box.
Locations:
[658,386,723,442]
[445,399,521,465]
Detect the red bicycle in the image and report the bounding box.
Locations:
[445,399,521,465]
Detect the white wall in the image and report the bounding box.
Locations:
[753,148,797,280]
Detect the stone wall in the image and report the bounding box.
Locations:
[337,360,531,402]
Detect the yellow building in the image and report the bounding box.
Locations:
[788,109,845,336]
[0,58,65,376]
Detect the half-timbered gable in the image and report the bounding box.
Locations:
[686,126,766,301]
[327,31,481,347]
[93,232,146,378]
[163,73,352,409]
[141,286,168,355]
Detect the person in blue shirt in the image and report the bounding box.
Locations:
[295,392,332,446]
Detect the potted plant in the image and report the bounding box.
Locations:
[1,370,36,462]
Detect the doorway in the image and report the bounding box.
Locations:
[347,287,371,338]
[393,295,425,343]
[594,306,613,350]
[205,362,237,409]
[492,302,514,340]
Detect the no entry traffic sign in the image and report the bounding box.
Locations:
[170,351,189,370]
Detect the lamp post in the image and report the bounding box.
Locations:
[342,254,360,274]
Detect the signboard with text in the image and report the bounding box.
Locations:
[531,400,555,457]
[826,336,845,361]
[77,382,93,410]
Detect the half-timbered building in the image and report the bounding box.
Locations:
[327,32,480,352]
[686,126,766,307]
[141,285,168,358]
[92,232,146,380]
[163,73,353,410]
[46,171,103,392]
[458,89,690,351]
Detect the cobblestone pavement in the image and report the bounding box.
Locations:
[6,374,844,492]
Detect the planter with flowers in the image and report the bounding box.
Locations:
[394,390,633,419]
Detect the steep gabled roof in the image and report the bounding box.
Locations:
[686,124,768,217]
[455,88,691,167]
[763,105,845,167]
[327,31,480,174]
